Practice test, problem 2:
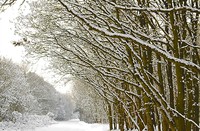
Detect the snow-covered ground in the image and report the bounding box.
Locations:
[0,119,109,131]
[0,114,55,131]
[26,119,109,131]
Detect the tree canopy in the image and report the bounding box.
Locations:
[16,0,200,130]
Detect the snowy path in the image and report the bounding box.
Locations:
[28,119,109,131]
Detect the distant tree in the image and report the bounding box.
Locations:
[55,94,73,120]
[26,72,73,120]
[71,79,107,123]
[0,58,37,122]
[0,58,73,122]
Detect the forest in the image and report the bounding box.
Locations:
[0,58,107,130]
[0,0,200,131]
[0,58,73,121]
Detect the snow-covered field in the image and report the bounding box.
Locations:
[0,119,109,131]
[28,119,109,131]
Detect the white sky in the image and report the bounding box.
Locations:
[0,1,72,94]
[0,1,24,63]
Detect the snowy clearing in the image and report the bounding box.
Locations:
[26,119,109,131]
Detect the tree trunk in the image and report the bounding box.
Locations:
[107,103,113,130]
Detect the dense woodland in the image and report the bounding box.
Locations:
[0,58,73,121]
[72,79,107,123]
[0,57,106,125]
[1,0,200,131]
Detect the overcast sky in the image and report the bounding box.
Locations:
[0,0,25,63]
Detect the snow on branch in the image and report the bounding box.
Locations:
[105,0,200,13]
[57,0,200,72]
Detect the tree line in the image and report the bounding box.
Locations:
[15,0,200,130]
[0,58,73,122]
